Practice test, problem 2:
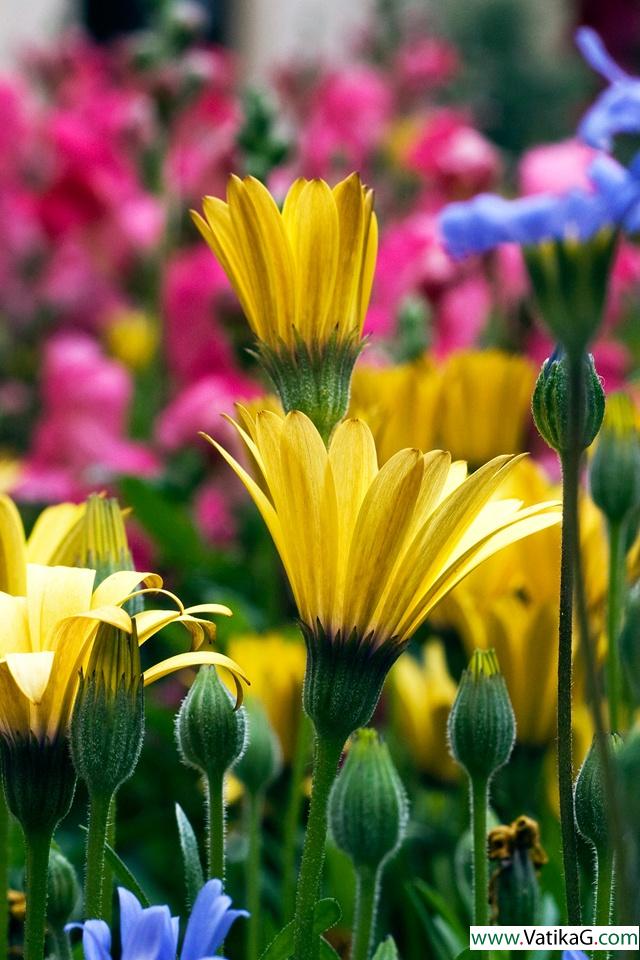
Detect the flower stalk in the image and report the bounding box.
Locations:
[351,865,379,960]
[206,771,225,882]
[84,790,112,919]
[282,713,312,920]
[471,776,490,927]
[24,830,52,960]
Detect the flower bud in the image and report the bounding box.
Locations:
[176,666,247,781]
[70,623,144,799]
[59,494,135,586]
[488,816,546,924]
[1,737,76,837]
[590,393,640,526]
[532,350,604,455]
[234,698,282,797]
[574,734,622,853]
[447,649,516,782]
[47,847,80,930]
[329,729,408,871]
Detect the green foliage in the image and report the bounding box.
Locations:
[175,804,204,909]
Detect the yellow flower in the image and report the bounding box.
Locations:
[389,642,459,782]
[204,409,561,651]
[0,564,246,745]
[227,632,306,761]
[192,173,377,352]
[104,309,158,371]
[0,494,86,596]
[349,357,441,464]
[431,458,608,746]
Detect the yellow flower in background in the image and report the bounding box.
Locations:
[227,632,306,761]
[349,350,536,468]
[431,458,608,746]
[349,357,441,463]
[205,409,560,652]
[0,459,20,495]
[0,564,245,745]
[389,642,459,782]
[104,309,158,371]
[193,173,377,353]
[438,350,537,466]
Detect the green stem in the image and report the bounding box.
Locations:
[606,520,626,733]
[100,795,116,926]
[206,771,225,881]
[566,352,628,921]
[246,791,263,960]
[558,448,582,925]
[282,713,312,920]
[0,790,10,960]
[84,791,113,920]
[351,865,380,960]
[24,829,52,960]
[293,733,344,960]
[593,849,615,960]
[50,927,73,960]
[471,776,489,927]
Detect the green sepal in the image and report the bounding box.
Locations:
[523,230,617,356]
[176,665,247,780]
[175,803,204,909]
[254,330,365,444]
[574,734,622,853]
[259,897,341,960]
[531,350,604,455]
[0,735,76,837]
[301,621,400,743]
[234,698,282,797]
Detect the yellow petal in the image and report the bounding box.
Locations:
[144,651,250,707]
[27,565,96,652]
[0,593,29,655]
[91,571,163,609]
[4,651,54,704]
[0,494,26,595]
[330,174,366,327]
[26,502,85,565]
[356,202,378,331]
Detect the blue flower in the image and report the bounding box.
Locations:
[576,27,640,151]
[66,881,248,960]
[562,953,588,960]
[439,188,614,260]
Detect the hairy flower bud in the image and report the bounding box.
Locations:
[47,847,80,930]
[590,393,640,525]
[234,698,282,797]
[532,350,604,455]
[70,623,144,799]
[176,666,246,781]
[329,728,408,871]
[488,816,546,925]
[447,649,516,781]
[574,734,622,853]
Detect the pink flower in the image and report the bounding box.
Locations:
[163,247,238,384]
[299,66,392,177]
[156,372,260,452]
[519,139,598,196]
[433,274,492,356]
[394,37,459,94]
[167,89,240,201]
[405,109,501,197]
[194,481,238,546]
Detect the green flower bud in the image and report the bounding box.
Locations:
[447,649,516,782]
[70,623,144,800]
[0,736,76,837]
[621,584,640,707]
[47,847,80,929]
[176,666,247,781]
[488,817,545,925]
[575,734,622,853]
[329,729,408,871]
[590,393,640,525]
[532,350,605,455]
[54,494,135,586]
[234,698,282,796]
[523,231,617,355]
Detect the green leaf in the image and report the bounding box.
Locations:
[412,879,467,943]
[406,882,461,960]
[372,936,400,960]
[259,898,341,960]
[175,803,204,909]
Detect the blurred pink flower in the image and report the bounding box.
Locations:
[394,37,459,94]
[163,247,237,384]
[156,372,260,452]
[433,274,491,356]
[299,66,392,177]
[194,480,238,546]
[519,139,597,196]
[167,88,239,201]
[406,109,501,197]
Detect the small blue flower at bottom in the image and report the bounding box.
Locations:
[562,953,588,960]
[66,881,248,960]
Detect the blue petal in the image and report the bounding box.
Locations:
[180,881,248,960]
[575,27,629,83]
[439,194,515,258]
[589,154,640,229]
[579,82,640,150]
[562,953,589,960]
[118,887,144,955]
[65,921,112,960]
[123,906,178,960]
